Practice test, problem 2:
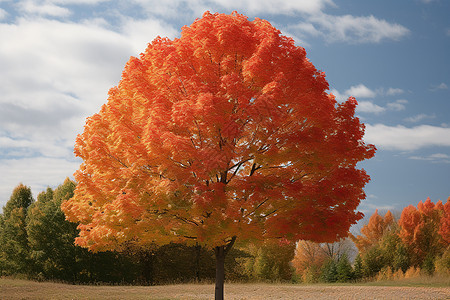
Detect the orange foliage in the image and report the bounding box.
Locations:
[399,197,448,266]
[292,240,327,276]
[62,12,375,252]
[439,198,450,244]
[351,210,395,253]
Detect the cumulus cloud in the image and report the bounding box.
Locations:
[346,84,377,98]
[0,4,182,207]
[357,101,386,114]
[0,18,134,160]
[330,84,376,101]
[364,124,450,151]
[331,85,407,114]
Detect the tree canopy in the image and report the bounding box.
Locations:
[62,11,375,254]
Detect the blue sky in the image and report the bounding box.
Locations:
[0,0,449,218]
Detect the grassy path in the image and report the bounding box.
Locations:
[1,278,449,299]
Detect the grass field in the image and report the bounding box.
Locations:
[1,278,449,300]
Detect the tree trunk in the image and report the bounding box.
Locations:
[195,243,201,282]
[142,250,155,285]
[214,236,236,300]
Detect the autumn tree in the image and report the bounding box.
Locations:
[240,240,295,282]
[399,198,448,269]
[62,12,375,299]
[292,240,327,282]
[0,184,34,275]
[439,198,450,244]
[351,209,395,253]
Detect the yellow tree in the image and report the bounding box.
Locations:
[62,12,375,299]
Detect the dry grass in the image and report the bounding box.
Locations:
[1,278,449,300]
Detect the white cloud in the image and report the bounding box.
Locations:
[210,0,335,15]
[331,85,407,114]
[357,101,386,114]
[430,82,448,91]
[17,0,71,17]
[404,113,436,123]
[0,8,8,20]
[129,1,408,45]
[120,17,179,54]
[0,157,80,207]
[304,13,409,43]
[409,153,450,164]
[53,0,110,4]
[386,99,407,111]
[386,88,404,96]
[0,18,133,155]
[130,0,335,17]
[357,195,396,216]
[331,84,376,101]
[0,15,179,204]
[346,84,377,98]
[365,124,450,151]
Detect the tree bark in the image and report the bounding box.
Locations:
[195,243,201,282]
[214,236,236,300]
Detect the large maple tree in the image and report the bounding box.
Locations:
[62,12,375,299]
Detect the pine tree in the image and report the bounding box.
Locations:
[336,254,353,282]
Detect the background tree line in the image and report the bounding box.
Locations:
[293,200,450,283]
[0,180,448,284]
[0,180,294,284]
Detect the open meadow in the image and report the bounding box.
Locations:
[1,278,449,300]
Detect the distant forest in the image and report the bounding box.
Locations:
[1,179,448,284]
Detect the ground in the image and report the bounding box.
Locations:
[0,279,449,299]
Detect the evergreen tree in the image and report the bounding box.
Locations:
[361,246,384,278]
[393,244,410,273]
[353,254,363,280]
[336,254,353,282]
[320,258,338,282]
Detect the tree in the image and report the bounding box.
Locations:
[320,258,338,282]
[292,240,327,282]
[399,198,448,267]
[240,240,295,282]
[0,184,34,275]
[353,254,363,280]
[336,253,353,282]
[351,210,395,254]
[26,179,82,280]
[26,179,138,283]
[439,198,450,244]
[62,12,375,299]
